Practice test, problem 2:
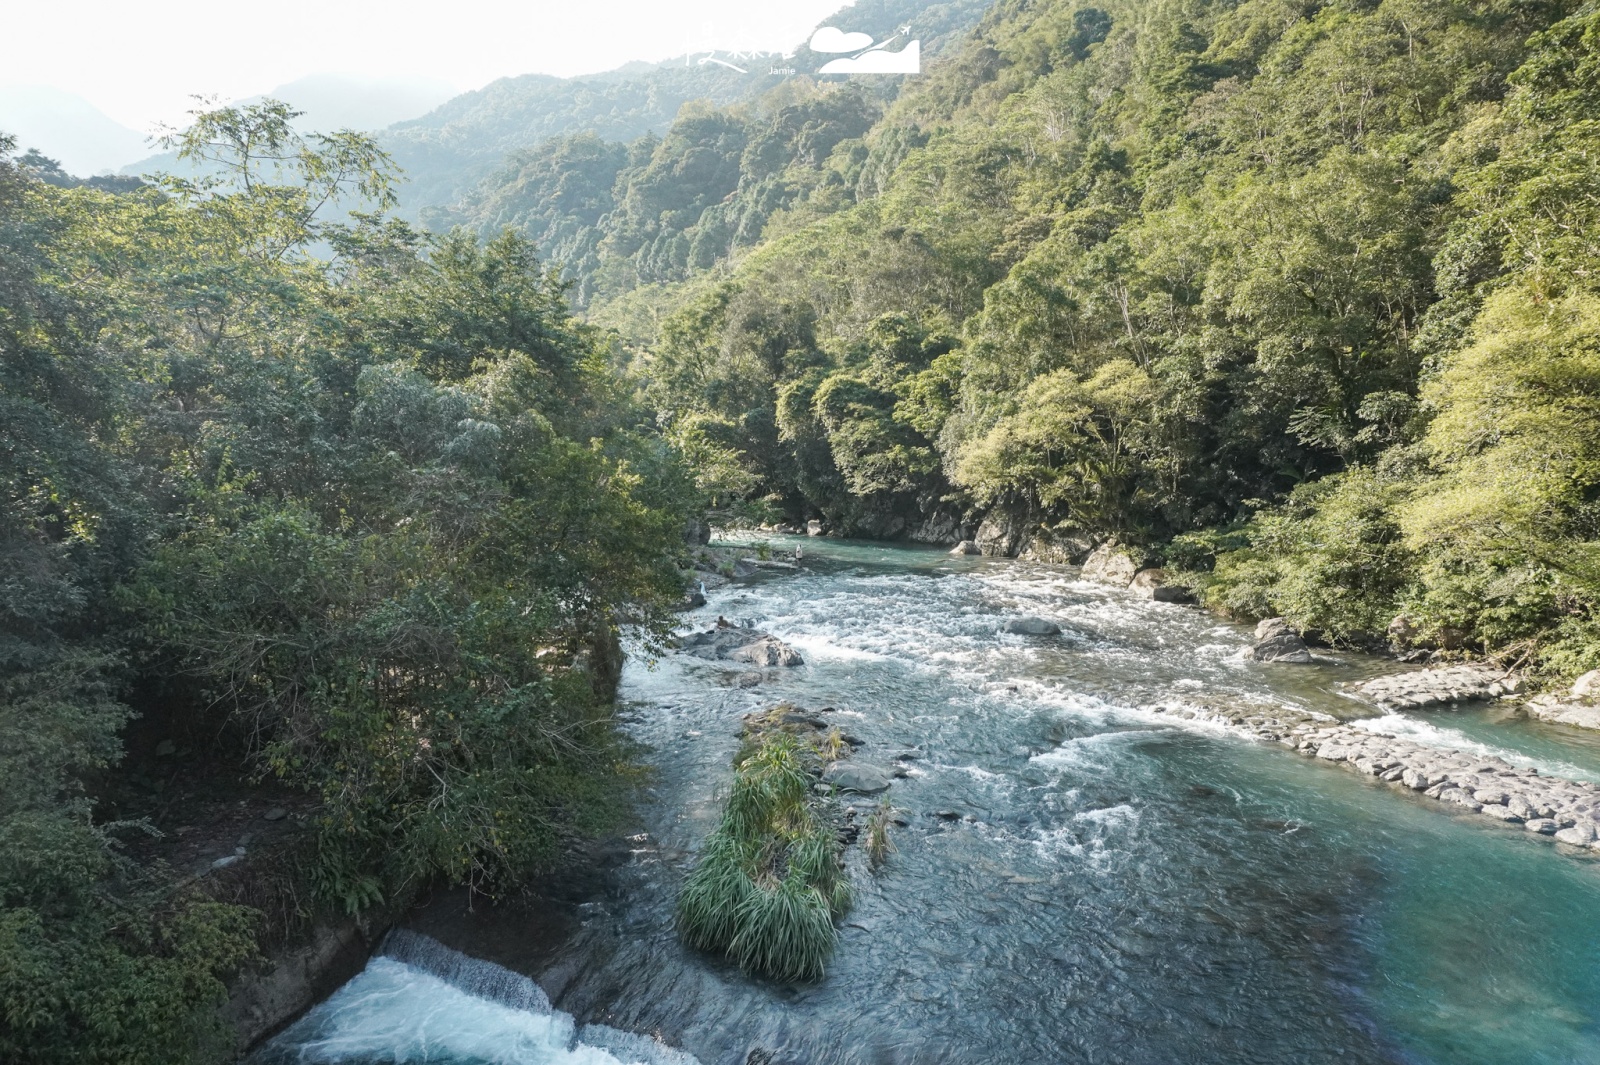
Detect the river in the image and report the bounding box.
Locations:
[254,535,1600,1065]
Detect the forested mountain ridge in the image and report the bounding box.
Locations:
[480,0,1598,675]
[385,0,994,223]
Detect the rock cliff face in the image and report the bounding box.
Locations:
[907,509,964,545]
[811,490,965,544]
[975,512,1026,557]
[969,512,1098,561]
[224,919,376,1053]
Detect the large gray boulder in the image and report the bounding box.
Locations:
[735,638,805,667]
[1018,529,1096,565]
[1080,542,1146,586]
[1002,616,1062,635]
[1353,665,1517,709]
[1249,618,1313,663]
[1129,568,1192,603]
[822,761,893,794]
[950,539,981,556]
[681,626,804,667]
[1526,670,1600,729]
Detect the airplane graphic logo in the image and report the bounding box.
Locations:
[810,24,921,74]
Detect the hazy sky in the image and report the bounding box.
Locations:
[7,0,857,132]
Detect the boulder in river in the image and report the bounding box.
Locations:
[678,580,708,611]
[1353,665,1517,710]
[1526,670,1600,729]
[822,761,893,795]
[1080,542,1150,586]
[1017,528,1096,565]
[1556,824,1598,846]
[1002,617,1062,635]
[1526,695,1600,730]
[950,539,981,556]
[1248,618,1313,663]
[1129,568,1193,603]
[733,637,803,667]
[681,626,803,667]
[806,519,825,536]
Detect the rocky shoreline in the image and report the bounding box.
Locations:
[1151,696,1600,854]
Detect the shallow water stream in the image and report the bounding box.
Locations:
[257,537,1600,1065]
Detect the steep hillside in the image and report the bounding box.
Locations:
[561,0,1599,675]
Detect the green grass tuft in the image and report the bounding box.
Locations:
[676,734,850,982]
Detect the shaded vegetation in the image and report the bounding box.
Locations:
[0,95,691,1062]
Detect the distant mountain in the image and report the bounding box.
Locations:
[110,0,989,215]
[382,0,993,219]
[237,73,459,133]
[120,73,459,180]
[0,85,150,174]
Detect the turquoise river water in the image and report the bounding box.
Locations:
[256,536,1600,1065]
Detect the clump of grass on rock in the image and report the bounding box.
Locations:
[677,731,851,982]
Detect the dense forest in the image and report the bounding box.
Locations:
[5,0,1600,1058]
[457,0,1600,675]
[0,106,694,1062]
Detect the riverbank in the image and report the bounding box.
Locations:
[1149,695,1600,851]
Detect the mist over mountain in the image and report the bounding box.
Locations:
[237,73,459,132]
[0,85,150,174]
[118,73,460,180]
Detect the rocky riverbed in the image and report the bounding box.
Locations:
[684,538,1600,858]
[261,534,1600,1065]
[1150,695,1600,851]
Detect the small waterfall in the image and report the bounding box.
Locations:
[251,930,697,1065]
[377,928,553,1013]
